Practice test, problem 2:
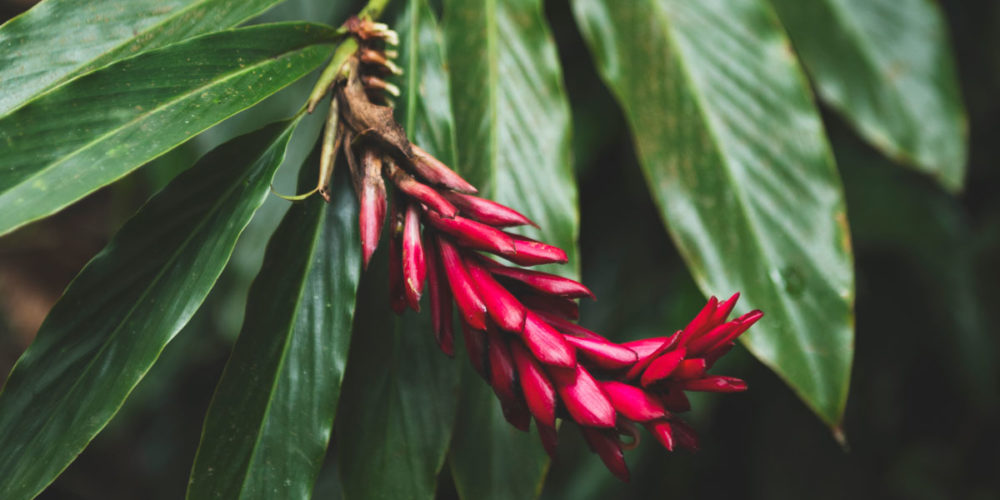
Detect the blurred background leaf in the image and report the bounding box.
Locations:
[770,0,968,192]
[571,0,854,428]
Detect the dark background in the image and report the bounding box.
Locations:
[0,0,997,498]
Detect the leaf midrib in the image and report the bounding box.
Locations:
[649,0,830,416]
[235,206,326,499]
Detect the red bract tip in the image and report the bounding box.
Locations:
[671,419,700,451]
[679,375,747,393]
[462,323,488,379]
[424,211,516,256]
[696,310,762,355]
[437,237,488,330]
[424,237,454,356]
[500,234,569,266]
[547,364,616,428]
[600,381,669,422]
[465,258,526,333]
[409,144,478,194]
[563,336,637,370]
[521,311,576,367]
[677,296,719,345]
[639,347,686,387]
[685,321,740,355]
[536,420,559,458]
[510,341,557,427]
[487,328,531,431]
[484,262,594,299]
[386,159,458,218]
[645,420,675,451]
[581,428,630,482]
[443,192,537,228]
[709,292,740,325]
[359,150,387,269]
[402,204,425,311]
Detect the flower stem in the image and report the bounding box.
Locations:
[306,0,393,112]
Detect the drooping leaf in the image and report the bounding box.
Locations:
[187,159,361,499]
[0,0,289,117]
[0,119,300,500]
[0,22,335,237]
[442,0,578,496]
[770,0,968,192]
[335,4,461,497]
[572,0,854,427]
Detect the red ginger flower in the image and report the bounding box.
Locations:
[322,22,764,482]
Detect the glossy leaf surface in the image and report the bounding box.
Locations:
[573,0,854,426]
[335,4,461,498]
[0,0,288,116]
[0,22,335,236]
[187,163,361,499]
[0,120,299,500]
[770,0,967,191]
[443,0,578,496]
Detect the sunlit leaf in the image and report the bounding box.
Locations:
[0,22,335,236]
[0,0,289,116]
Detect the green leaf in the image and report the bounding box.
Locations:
[442,0,578,496]
[186,160,362,499]
[335,284,461,500]
[449,365,552,500]
[0,0,289,117]
[335,4,460,498]
[770,0,968,192]
[572,0,854,427]
[0,22,335,237]
[0,119,299,500]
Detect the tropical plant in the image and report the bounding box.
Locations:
[0,0,987,499]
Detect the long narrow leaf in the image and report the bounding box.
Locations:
[187,160,361,499]
[572,0,854,428]
[770,0,968,192]
[0,0,288,116]
[0,22,335,236]
[0,119,300,500]
[442,0,578,496]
